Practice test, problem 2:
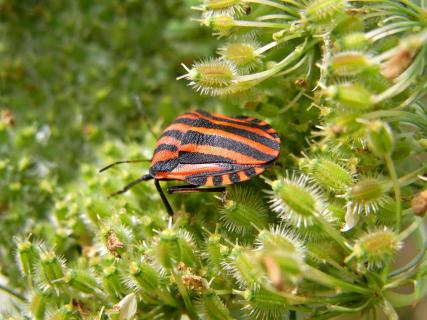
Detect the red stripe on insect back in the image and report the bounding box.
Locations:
[155,165,225,180]
[180,144,266,164]
[154,136,181,148]
[151,150,178,163]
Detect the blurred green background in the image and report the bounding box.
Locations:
[0,0,426,318]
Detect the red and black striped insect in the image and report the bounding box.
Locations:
[101,110,280,216]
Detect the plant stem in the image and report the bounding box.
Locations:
[304,266,370,294]
[0,284,26,302]
[384,155,401,231]
[172,271,199,320]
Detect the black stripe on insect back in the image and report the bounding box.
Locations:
[244,167,257,178]
[230,173,240,183]
[213,175,223,186]
[196,110,274,132]
[153,144,179,153]
[161,129,185,140]
[179,152,236,164]
[181,131,275,162]
[175,117,280,151]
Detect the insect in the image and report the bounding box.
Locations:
[101,110,280,216]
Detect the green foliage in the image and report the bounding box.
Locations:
[1,0,427,319]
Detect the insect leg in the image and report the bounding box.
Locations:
[168,185,228,205]
[108,174,153,197]
[154,180,175,216]
[167,185,226,194]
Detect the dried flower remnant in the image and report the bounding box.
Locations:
[412,189,427,217]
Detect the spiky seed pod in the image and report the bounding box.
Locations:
[326,83,373,110]
[266,173,328,228]
[307,241,345,265]
[300,157,353,193]
[339,32,369,50]
[352,228,402,269]
[411,189,427,217]
[203,15,235,37]
[330,52,371,76]
[218,40,260,72]
[376,200,397,227]
[225,246,266,289]
[220,186,269,238]
[16,240,39,277]
[155,229,179,269]
[155,229,197,269]
[176,230,198,268]
[30,291,47,320]
[256,228,305,284]
[205,234,223,271]
[366,121,394,157]
[63,269,99,294]
[197,289,232,320]
[179,59,237,95]
[36,250,66,293]
[244,287,289,320]
[348,177,388,215]
[47,304,76,319]
[127,261,160,293]
[303,0,346,24]
[200,0,245,16]
[102,264,126,298]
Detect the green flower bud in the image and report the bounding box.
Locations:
[352,228,401,269]
[156,229,178,269]
[64,269,99,294]
[203,15,235,37]
[326,84,373,110]
[17,240,39,277]
[330,52,371,76]
[301,158,353,193]
[367,121,394,157]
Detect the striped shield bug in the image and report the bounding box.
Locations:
[101,110,280,216]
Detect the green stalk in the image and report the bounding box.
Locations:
[0,284,26,302]
[172,271,199,320]
[304,266,371,294]
[384,155,401,231]
[245,0,299,15]
[398,217,425,241]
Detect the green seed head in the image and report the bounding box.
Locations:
[348,177,387,215]
[326,83,373,110]
[339,32,369,50]
[203,15,235,37]
[330,52,371,76]
[303,0,346,24]
[181,59,237,96]
[218,40,259,71]
[246,287,289,320]
[268,173,327,228]
[302,157,353,193]
[353,228,401,269]
[227,247,266,289]
[367,121,394,157]
[220,186,269,238]
[127,261,160,293]
[17,240,39,277]
[64,269,99,294]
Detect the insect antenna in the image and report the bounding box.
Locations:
[108,174,153,198]
[99,159,151,173]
